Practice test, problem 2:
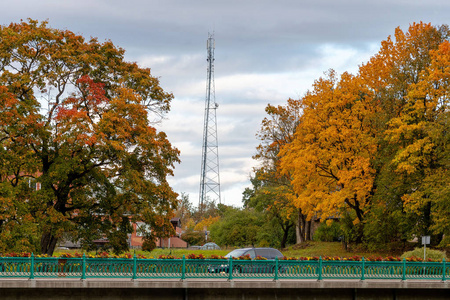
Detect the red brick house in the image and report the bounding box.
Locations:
[130,218,188,248]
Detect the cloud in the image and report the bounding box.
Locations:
[2,0,449,208]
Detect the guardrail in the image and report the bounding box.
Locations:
[0,255,447,281]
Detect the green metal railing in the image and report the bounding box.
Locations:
[0,255,448,281]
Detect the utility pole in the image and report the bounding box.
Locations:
[199,33,221,212]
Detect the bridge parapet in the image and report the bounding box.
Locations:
[0,255,448,282]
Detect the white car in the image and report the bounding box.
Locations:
[208,247,285,274]
[200,242,221,250]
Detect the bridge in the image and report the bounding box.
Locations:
[0,255,448,299]
[0,278,448,300]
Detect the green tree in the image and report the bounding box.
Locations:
[244,170,295,248]
[360,22,450,246]
[209,207,265,248]
[251,99,309,244]
[385,40,450,245]
[0,20,179,255]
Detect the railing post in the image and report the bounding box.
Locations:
[402,258,406,281]
[443,258,446,282]
[361,257,365,281]
[181,255,186,280]
[274,257,279,281]
[318,256,322,280]
[81,254,86,280]
[228,256,233,281]
[132,254,137,280]
[29,253,34,280]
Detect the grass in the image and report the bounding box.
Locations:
[146,248,228,258]
[52,248,230,258]
[281,241,385,258]
[52,242,447,259]
[52,242,382,259]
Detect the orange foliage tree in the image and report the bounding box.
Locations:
[385,40,450,242]
[278,22,449,246]
[279,71,379,241]
[247,99,304,246]
[0,20,179,255]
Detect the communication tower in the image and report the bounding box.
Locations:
[199,33,221,210]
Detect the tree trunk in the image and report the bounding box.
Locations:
[40,232,58,256]
[296,222,302,243]
[280,222,293,249]
[296,209,306,243]
[305,220,311,241]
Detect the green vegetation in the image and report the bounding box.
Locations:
[49,241,446,260]
[401,248,447,261]
[313,222,343,242]
[2,21,449,258]
[281,242,385,259]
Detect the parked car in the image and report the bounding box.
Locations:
[224,247,284,259]
[208,247,284,274]
[200,242,221,250]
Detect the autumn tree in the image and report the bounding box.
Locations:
[0,20,179,255]
[359,22,450,246]
[174,193,195,230]
[384,40,450,245]
[249,99,307,245]
[279,22,449,247]
[279,70,379,242]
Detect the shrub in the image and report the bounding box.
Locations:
[313,221,343,242]
[181,230,204,246]
[401,248,446,261]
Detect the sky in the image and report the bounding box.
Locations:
[2,0,449,207]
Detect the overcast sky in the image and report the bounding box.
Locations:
[2,0,449,207]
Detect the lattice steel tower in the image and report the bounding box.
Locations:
[199,33,221,209]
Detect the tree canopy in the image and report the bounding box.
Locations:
[252,22,449,248]
[0,20,179,255]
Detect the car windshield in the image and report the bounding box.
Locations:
[224,249,248,258]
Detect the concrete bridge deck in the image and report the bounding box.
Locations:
[0,278,448,289]
[0,278,448,299]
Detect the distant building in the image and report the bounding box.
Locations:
[130,217,188,249]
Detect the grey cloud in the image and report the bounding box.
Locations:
[2,0,449,207]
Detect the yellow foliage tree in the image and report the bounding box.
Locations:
[194,216,221,232]
[280,71,379,234]
[280,22,449,245]
[386,40,450,239]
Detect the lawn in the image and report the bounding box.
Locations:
[52,242,391,259]
[281,241,386,258]
[146,242,396,259]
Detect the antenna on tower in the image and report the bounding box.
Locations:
[199,33,221,212]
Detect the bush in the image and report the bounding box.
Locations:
[313,221,343,242]
[401,248,446,261]
[181,229,204,246]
